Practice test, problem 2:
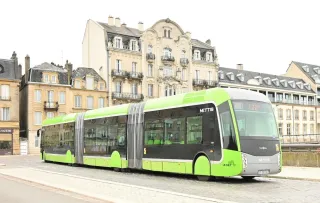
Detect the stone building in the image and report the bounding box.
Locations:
[82,16,219,106]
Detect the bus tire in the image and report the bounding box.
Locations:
[242,176,255,180]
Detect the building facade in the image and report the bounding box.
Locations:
[218,64,319,142]
[82,16,219,106]
[0,52,22,155]
[20,56,107,154]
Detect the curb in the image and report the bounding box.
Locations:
[267,175,320,182]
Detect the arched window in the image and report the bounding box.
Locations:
[164,29,167,37]
[168,30,171,38]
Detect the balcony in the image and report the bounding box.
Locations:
[161,55,175,65]
[128,72,143,81]
[111,69,128,79]
[112,92,144,101]
[44,101,59,111]
[193,79,217,88]
[180,58,189,67]
[146,53,155,62]
[270,98,319,106]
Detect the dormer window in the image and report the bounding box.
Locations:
[304,83,311,90]
[218,71,224,80]
[314,67,320,74]
[254,76,262,84]
[86,76,94,90]
[130,39,138,51]
[75,80,81,88]
[280,79,287,87]
[163,48,172,57]
[288,80,295,88]
[51,75,56,83]
[263,77,271,85]
[113,36,122,49]
[227,72,234,80]
[193,50,200,60]
[206,52,213,62]
[296,81,303,89]
[272,78,279,86]
[237,73,244,82]
[302,65,309,72]
[312,74,320,84]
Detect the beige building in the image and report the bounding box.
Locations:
[0,52,22,155]
[82,16,219,106]
[20,56,107,154]
[218,64,319,142]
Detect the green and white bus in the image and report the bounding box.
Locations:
[39,88,282,180]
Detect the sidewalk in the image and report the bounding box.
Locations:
[0,167,236,203]
[268,166,320,181]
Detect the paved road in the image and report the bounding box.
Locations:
[1,155,320,203]
[0,174,107,203]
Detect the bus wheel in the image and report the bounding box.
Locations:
[242,176,255,180]
[197,175,211,181]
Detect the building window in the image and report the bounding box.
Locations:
[164,29,167,37]
[303,110,307,120]
[34,112,42,125]
[98,98,104,108]
[182,69,186,80]
[132,62,137,72]
[147,45,152,53]
[195,70,200,80]
[59,92,65,104]
[168,30,171,38]
[114,37,122,48]
[294,110,299,120]
[148,64,153,77]
[286,123,291,135]
[99,83,104,91]
[116,59,121,71]
[310,110,314,120]
[86,77,94,90]
[295,123,299,135]
[165,86,175,97]
[208,71,212,81]
[286,109,291,120]
[44,75,49,83]
[310,124,314,134]
[0,107,9,121]
[51,75,56,83]
[194,50,200,60]
[130,40,137,51]
[131,83,138,95]
[1,85,10,100]
[303,124,307,135]
[47,112,54,119]
[74,96,82,108]
[87,96,94,109]
[163,48,171,57]
[278,123,283,136]
[148,84,153,97]
[206,52,212,62]
[75,80,81,88]
[34,90,41,102]
[47,91,54,102]
[115,82,122,93]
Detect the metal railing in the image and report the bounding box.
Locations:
[280,134,320,144]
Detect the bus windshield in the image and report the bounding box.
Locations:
[232,100,278,138]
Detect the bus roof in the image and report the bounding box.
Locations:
[41,88,270,126]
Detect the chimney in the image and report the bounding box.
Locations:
[108,16,114,26]
[121,23,126,27]
[205,39,211,45]
[236,64,243,70]
[138,22,144,31]
[115,17,120,27]
[185,31,191,39]
[65,60,73,85]
[25,55,30,83]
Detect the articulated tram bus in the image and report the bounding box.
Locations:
[39,88,282,181]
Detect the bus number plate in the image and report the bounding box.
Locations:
[258,170,270,175]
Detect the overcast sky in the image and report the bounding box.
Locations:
[1,0,319,76]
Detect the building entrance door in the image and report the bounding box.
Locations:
[0,134,12,155]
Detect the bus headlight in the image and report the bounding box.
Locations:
[242,153,248,169]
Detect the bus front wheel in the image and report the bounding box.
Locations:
[242,176,255,180]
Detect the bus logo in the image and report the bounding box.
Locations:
[200,107,214,113]
[259,146,267,150]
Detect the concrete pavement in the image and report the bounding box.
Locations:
[268,166,320,181]
[0,174,107,203]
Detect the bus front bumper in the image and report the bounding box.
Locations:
[240,152,281,176]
